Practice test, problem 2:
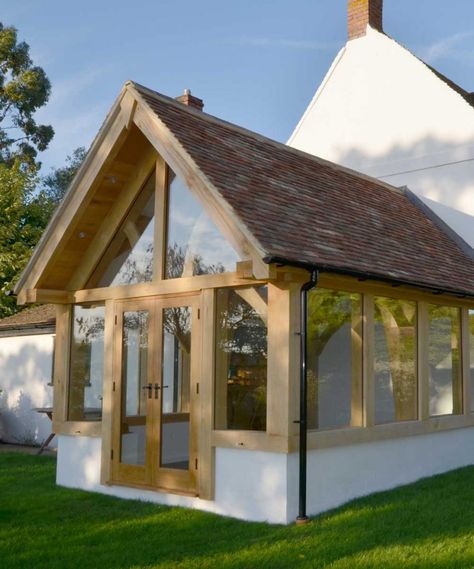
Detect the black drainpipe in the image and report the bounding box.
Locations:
[296,268,318,524]
[262,256,319,524]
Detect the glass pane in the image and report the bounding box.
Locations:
[165,170,240,278]
[428,305,462,417]
[91,175,155,287]
[215,287,268,431]
[120,310,149,466]
[374,297,417,424]
[68,305,104,421]
[470,310,474,413]
[307,289,362,430]
[160,306,192,470]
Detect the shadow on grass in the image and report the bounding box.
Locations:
[1,453,474,569]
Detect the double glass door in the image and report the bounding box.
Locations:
[111,295,199,494]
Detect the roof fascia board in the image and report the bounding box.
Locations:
[15,87,133,299]
[129,84,271,278]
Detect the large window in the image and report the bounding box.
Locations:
[68,304,105,421]
[165,170,240,278]
[428,305,462,417]
[470,310,474,413]
[307,288,362,430]
[374,297,417,424]
[214,286,268,431]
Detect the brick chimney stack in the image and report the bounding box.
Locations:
[348,0,383,40]
[175,89,204,111]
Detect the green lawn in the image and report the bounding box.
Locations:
[1,453,474,568]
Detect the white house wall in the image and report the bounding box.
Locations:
[0,332,55,446]
[288,27,474,245]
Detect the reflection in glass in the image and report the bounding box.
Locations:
[160,306,192,470]
[120,310,149,466]
[165,170,240,279]
[470,310,474,413]
[428,305,461,417]
[90,175,155,287]
[307,289,362,430]
[374,297,417,424]
[68,304,104,421]
[215,287,268,431]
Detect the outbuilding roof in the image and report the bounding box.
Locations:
[0,304,55,331]
[134,83,474,297]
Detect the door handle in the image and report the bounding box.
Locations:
[153,383,169,399]
[142,383,153,399]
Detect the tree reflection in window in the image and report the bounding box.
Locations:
[68,304,105,421]
[374,297,417,424]
[307,289,362,430]
[165,170,240,279]
[215,287,268,431]
[428,305,462,416]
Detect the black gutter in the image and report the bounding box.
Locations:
[263,256,474,300]
[296,268,318,524]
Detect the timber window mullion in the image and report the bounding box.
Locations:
[417,301,429,421]
[363,293,375,428]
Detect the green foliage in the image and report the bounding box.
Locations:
[0,161,54,316]
[41,146,86,204]
[0,22,53,166]
[2,453,474,568]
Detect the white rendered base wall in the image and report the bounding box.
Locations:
[56,435,288,523]
[287,426,474,521]
[56,427,474,524]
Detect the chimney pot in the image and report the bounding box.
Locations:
[348,0,383,40]
[175,89,204,111]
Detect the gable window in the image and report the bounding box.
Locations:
[214,286,268,431]
[68,304,105,421]
[165,169,240,279]
[374,296,417,424]
[88,174,156,288]
[428,305,462,417]
[307,288,362,430]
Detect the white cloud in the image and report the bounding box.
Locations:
[236,37,337,51]
[420,31,474,64]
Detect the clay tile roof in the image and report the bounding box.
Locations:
[135,83,474,297]
[0,304,56,331]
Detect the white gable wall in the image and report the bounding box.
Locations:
[289,27,474,246]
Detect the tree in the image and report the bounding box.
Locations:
[0,23,54,166]
[0,160,54,317]
[41,146,86,204]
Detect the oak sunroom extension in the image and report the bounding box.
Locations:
[14,81,474,524]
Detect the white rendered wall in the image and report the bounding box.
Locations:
[56,427,474,524]
[286,427,474,520]
[56,436,289,523]
[289,27,474,246]
[0,332,55,446]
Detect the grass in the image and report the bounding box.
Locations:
[1,453,474,568]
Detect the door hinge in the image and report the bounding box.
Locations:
[112,381,116,392]
[196,382,199,395]
[115,315,118,325]
[111,449,114,460]
[197,308,201,320]
[195,458,198,470]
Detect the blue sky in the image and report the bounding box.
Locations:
[3,0,474,174]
